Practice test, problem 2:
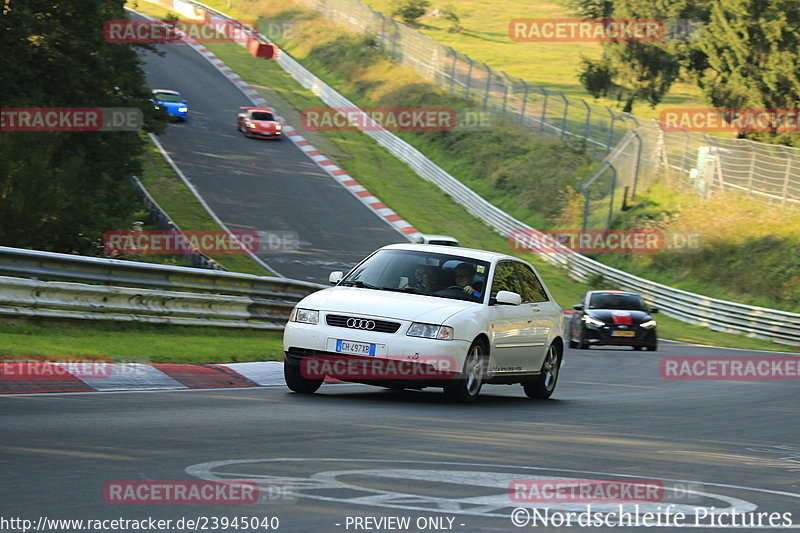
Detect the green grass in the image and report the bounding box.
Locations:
[358,0,708,122]
[0,320,285,363]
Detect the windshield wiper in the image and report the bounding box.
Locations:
[340,280,379,289]
[380,286,422,294]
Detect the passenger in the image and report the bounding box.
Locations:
[413,265,438,292]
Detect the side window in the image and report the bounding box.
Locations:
[490,261,522,298]
[513,262,549,303]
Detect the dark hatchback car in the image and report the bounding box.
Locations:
[568,290,658,351]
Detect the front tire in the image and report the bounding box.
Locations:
[444,340,487,403]
[523,343,562,399]
[284,361,323,394]
[578,326,589,350]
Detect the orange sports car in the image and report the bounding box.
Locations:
[237,107,282,140]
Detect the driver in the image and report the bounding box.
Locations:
[453,262,478,295]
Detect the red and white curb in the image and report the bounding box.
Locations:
[188,40,423,241]
[0,361,301,395]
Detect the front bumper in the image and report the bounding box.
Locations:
[284,321,470,386]
[246,128,281,139]
[583,325,656,346]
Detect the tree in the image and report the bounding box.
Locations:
[693,0,800,146]
[391,0,431,25]
[565,0,614,18]
[0,0,164,253]
[574,0,711,112]
[441,4,462,33]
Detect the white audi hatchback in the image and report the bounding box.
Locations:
[283,244,564,402]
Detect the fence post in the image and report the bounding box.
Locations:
[577,184,591,233]
[747,144,756,196]
[782,149,793,204]
[605,106,615,155]
[540,87,549,133]
[390,19,400,59]
[607,164,617,229]
[483,64,492,111]
[448,47,457,94]
[631,130,643,199]
[501,73,510,116]
[682,129,690,176]
[580,99,591,152]
[520,80,529,123]
[464,57,473,98]
[557,93,568,138]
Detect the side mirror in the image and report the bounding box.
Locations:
[329,271,343,284]
[494,290,521,306]
[650,307,659,314]
[573,304,584,311]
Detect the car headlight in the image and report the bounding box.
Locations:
[275,124,282,130]
[640,319,657,329]
[582,315,605,327]
[178,106,188,112]
[245,121,255,128]
[290,308,319,325]
[407,323,453,340]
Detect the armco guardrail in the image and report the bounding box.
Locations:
[136,1,800,347]
[0,247,325,327]
[0,275,287,329]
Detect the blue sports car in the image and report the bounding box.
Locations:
[152,89,188,121]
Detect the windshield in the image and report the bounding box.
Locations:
[340,249,490,303]
[251,112,274,121]
[589,292,648,311]
[153,92,182,102]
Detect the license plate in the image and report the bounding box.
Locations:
[612,330,636,337]
[335,339,376,356]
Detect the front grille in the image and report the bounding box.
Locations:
[326,314,401,333]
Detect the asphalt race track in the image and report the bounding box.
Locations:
[2,342,799,532]
[139,40,404,283]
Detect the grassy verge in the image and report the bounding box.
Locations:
[0,320,284,363]
[580,183,800,313]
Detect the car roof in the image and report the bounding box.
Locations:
[382,243,519,263]
[419,234,457,241]
[152,89,180,95]
[243,107,272,113]
[589,290,640,296]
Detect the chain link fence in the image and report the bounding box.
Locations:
[294,0,800,229]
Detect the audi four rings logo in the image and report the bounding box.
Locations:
[347,318,376,330]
